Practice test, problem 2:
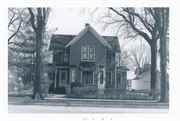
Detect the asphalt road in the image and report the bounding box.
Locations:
[8,105,169,113]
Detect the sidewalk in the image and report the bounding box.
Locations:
[9,94,169,109]
[45,94,165,103]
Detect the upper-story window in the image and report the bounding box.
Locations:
[82,46,95,61]
[62,52,68,62]
[107,54,111,63]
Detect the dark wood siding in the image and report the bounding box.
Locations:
[70,30,107,66]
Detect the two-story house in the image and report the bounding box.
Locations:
[48,23,128,94]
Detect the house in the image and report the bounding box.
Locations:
[48,23,129,94]
[131,66,161,90]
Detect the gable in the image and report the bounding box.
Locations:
[49,25,120,53]
[65,24,112,49]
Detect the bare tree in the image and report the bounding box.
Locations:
[116,41,131,68]
[28,8,51,100]
[129,45,151,73]
[8,8,28,44]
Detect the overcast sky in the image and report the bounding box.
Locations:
[47,8,114,36]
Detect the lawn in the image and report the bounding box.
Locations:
[8,96,169,109]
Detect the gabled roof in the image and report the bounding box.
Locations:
[65,24,112,49]
[133,68,161,80]
[49,34,76,51]
[49,26,120,53]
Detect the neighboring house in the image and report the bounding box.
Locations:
[131,67,161,90]
[48,23,129,94]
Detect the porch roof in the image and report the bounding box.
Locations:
[78,62,96,69]
[46,63,69,66]
[116,66,129,72]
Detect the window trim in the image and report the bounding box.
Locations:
[81,45,95,61]
[81,69,94,85]
[116,73,122,85]
[106,71,112,85]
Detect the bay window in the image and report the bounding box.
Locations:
[82,70,93,84]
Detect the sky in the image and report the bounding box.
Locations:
[47,8,114,36]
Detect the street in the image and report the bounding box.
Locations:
[8,105,169,113]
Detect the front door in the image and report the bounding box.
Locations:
[59,70,67,87]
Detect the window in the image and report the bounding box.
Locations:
[107,54,111,63]
[63,52,68,62]
[82,70,93,84]
[82,46,95,61]
[116,73,122,84]
[83,46,88,60]
[106,72,111,84]
[89,46,94,60]
[71,70,75,83]
[100,71,103,84]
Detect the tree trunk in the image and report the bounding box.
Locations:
[150,44,158,99]
[159,8,168,102]
[31,8,44,100]
[159,32,167,102]
[150,44,157,89]
[28,8,50,100]
[31,30,44,100]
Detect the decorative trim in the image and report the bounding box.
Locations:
[65,25,112,50]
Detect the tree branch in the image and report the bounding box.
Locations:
[28,8,37,32]
[123,8,153,35]
[108,7,151,45]
[8,13,15,28]
[8,19,22,43]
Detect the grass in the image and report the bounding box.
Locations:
[8,96,169,109]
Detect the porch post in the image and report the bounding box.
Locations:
[54,68,57,90]
[103,67,106,85]
[115,66,116,89]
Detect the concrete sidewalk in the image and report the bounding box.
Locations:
[44,94,163,103]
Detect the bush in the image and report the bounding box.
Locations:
[71,87,153,100]
[70,82,83,94]
[70,82,83,89]
[72,87,98,98]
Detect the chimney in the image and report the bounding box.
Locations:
[85,23,90,27]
